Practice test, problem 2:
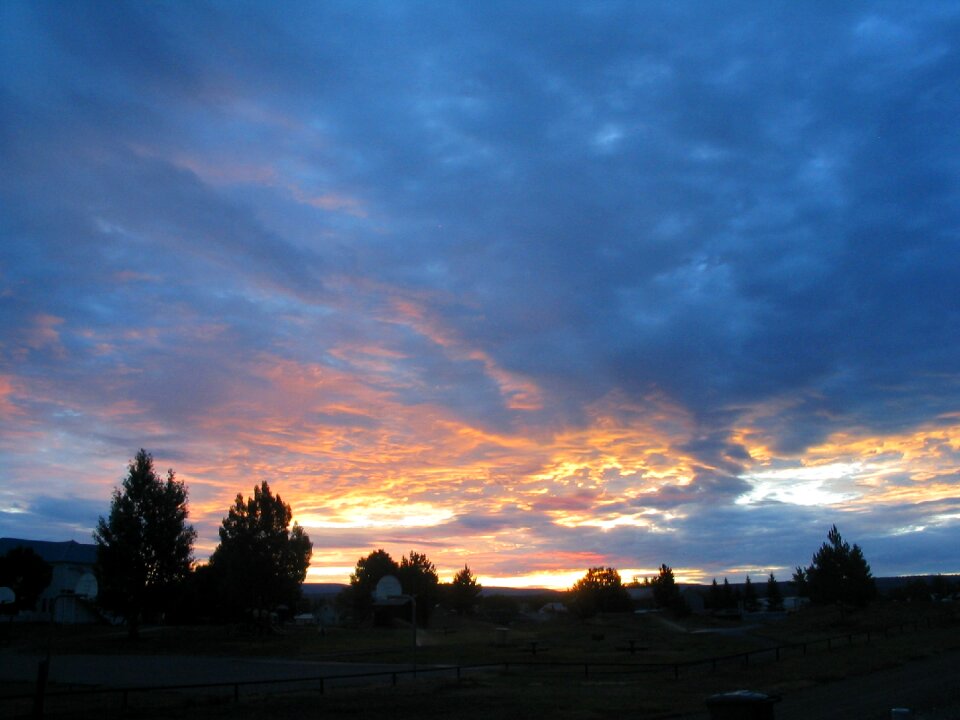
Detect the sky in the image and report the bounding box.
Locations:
[2,1,959,589]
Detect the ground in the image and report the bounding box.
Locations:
[1,602,958,718]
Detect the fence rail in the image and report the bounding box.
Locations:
[1,616,941,718]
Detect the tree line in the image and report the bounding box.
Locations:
[90,450,483,633]
[566,524,883,619]
[3,450,951,632]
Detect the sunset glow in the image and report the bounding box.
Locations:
[2,3,960,588]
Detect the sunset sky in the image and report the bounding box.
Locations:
[2,2,959,588]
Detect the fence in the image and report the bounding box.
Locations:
[1,616,940,719]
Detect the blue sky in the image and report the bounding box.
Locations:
[2,2,959,586]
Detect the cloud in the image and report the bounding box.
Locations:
[2,2,960,583]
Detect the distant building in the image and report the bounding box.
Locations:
[0,538,100,623]
[681,588,706,614]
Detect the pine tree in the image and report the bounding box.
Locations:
[766,573,785,611]
[743,575,760,612]
[449,565,482,615]
[94,450,196,637]
[801,525,876,607]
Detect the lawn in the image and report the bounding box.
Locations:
[3,602,958,719]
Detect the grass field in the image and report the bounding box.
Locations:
[3,602,958,719]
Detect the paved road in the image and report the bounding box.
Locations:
[0,652,451,692]
[680,648,960,720]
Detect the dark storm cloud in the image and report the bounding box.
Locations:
[3,1,960,579]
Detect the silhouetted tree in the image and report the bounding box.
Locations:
[766,573,784,612]
[646,564,687,615]
[792,566,808,597]
[210,481,312,620]
[743,575,760,612]
[797,525,876,608]
[569,567,632,618]
[930,574,956,601]
[345,549,400,621]
[0,546,52,614]
[448,565,482,615]
[707,578,722,611]
[94,449,196,637]
[721,577,736,610]
[398,551,439,625]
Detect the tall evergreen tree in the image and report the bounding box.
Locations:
[707,578,722,610]
[721,577,735,610]
[766,573,785,611]
[210,481,312,619]
[94,450,196,637]
[799,525,876,607]
[743,575,760,612]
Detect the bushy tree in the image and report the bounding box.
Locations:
[0,546,52,614]
[94,450,196,637]
[797,525,876,608]
[569,566,632,618]
[398,551,439,625]
[210,481,312,619]
[344,549,400,621]
[766,573,785,612]
[646,564,687,615]
[448,565,482,615]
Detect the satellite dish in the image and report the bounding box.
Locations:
[374,575,402,600]
[75,573,98,600]
[0,587,14,605]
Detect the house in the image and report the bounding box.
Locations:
[0,538,100,623]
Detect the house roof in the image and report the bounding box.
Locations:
[0,538,97,565]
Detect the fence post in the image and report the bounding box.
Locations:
[392,672,397,686]
[234,684,239,702]
[32,657,49,720]
[673,664,679,680]
[319,678,325,696]
[775,647,780,661]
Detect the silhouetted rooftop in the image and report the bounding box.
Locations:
[0,537,97,565]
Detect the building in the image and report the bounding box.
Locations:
[0,538,100,623]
